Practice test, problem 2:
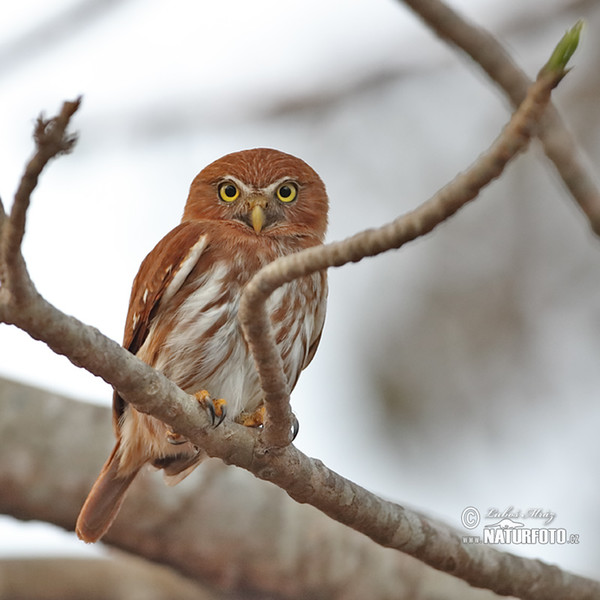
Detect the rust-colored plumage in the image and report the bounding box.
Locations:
[76,148,328,542]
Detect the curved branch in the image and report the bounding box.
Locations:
[0,98,80,303]
[6,98,80,263]
[236,43,600,600]
[399,0,600,234]
[240,53,566,449]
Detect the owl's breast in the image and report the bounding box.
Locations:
[140,248,325,418]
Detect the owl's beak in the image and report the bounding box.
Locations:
[249,197,267,233]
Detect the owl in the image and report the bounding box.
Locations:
[76,148,328,542]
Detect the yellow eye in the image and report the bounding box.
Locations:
[276,183,297,203]
[219,182,240,202]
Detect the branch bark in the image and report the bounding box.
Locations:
[0,26,598,600]
[0,376,499,600]
[0,556,215,600]
[399,0,600,235]
[239,41,575,450]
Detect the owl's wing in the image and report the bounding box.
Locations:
[113,221,208,424]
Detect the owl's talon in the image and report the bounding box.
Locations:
[237,405,265,428]
[238,407,298,441]
[290,414,300,442]
[195,390,227,427]
[211,400,227,427]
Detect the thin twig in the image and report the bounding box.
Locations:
[399,0,600,234]
[0,98,81,303]
[7,98,81,258]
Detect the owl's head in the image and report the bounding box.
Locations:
[183,148,328,242]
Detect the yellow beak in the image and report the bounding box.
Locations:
[250,203,266,233]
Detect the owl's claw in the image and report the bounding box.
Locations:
[290,414,300,442]
[195,390,227,427]
[166,391,227,442]
[237,406,299,442]
[238,405,265,428]
[210,400,227,427]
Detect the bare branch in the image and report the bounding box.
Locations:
[240,51,567,452]
[0,557,216,600]
[0,97,81,303]
[0,377,490,600]
[11,98,80,247]
[233,41,600,599]
[399,0,600,234]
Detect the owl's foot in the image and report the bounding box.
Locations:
[195,390,227,427]
[165,391,226,443]
[237,406,299,442]
[237,405,265,428]
[290,414,300,442]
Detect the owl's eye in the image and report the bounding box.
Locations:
[276,183,297,203]
[219,182,240,202]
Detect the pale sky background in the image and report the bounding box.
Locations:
[1,0,599,583]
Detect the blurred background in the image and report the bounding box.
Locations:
[1,0,599,582]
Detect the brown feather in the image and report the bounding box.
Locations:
[77,148,329,542]
[113,222,208,426]
[123,223,209,354]
[75,441,140,543]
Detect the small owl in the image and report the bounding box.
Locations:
[76,148,328,542]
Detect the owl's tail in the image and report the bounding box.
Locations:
[75,441,141,543]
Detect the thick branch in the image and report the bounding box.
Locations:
[0,557,216,600]
[399,0,600,234]
[0,377,492,600]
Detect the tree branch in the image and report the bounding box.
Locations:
[0,556,217,600]
[234,34,600,599]
[8,98,80,257]
[399,0,600,235]
[1,27,598,600]
[0,376,494,600]
[240,38,572,450]
[0,97,81,304]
